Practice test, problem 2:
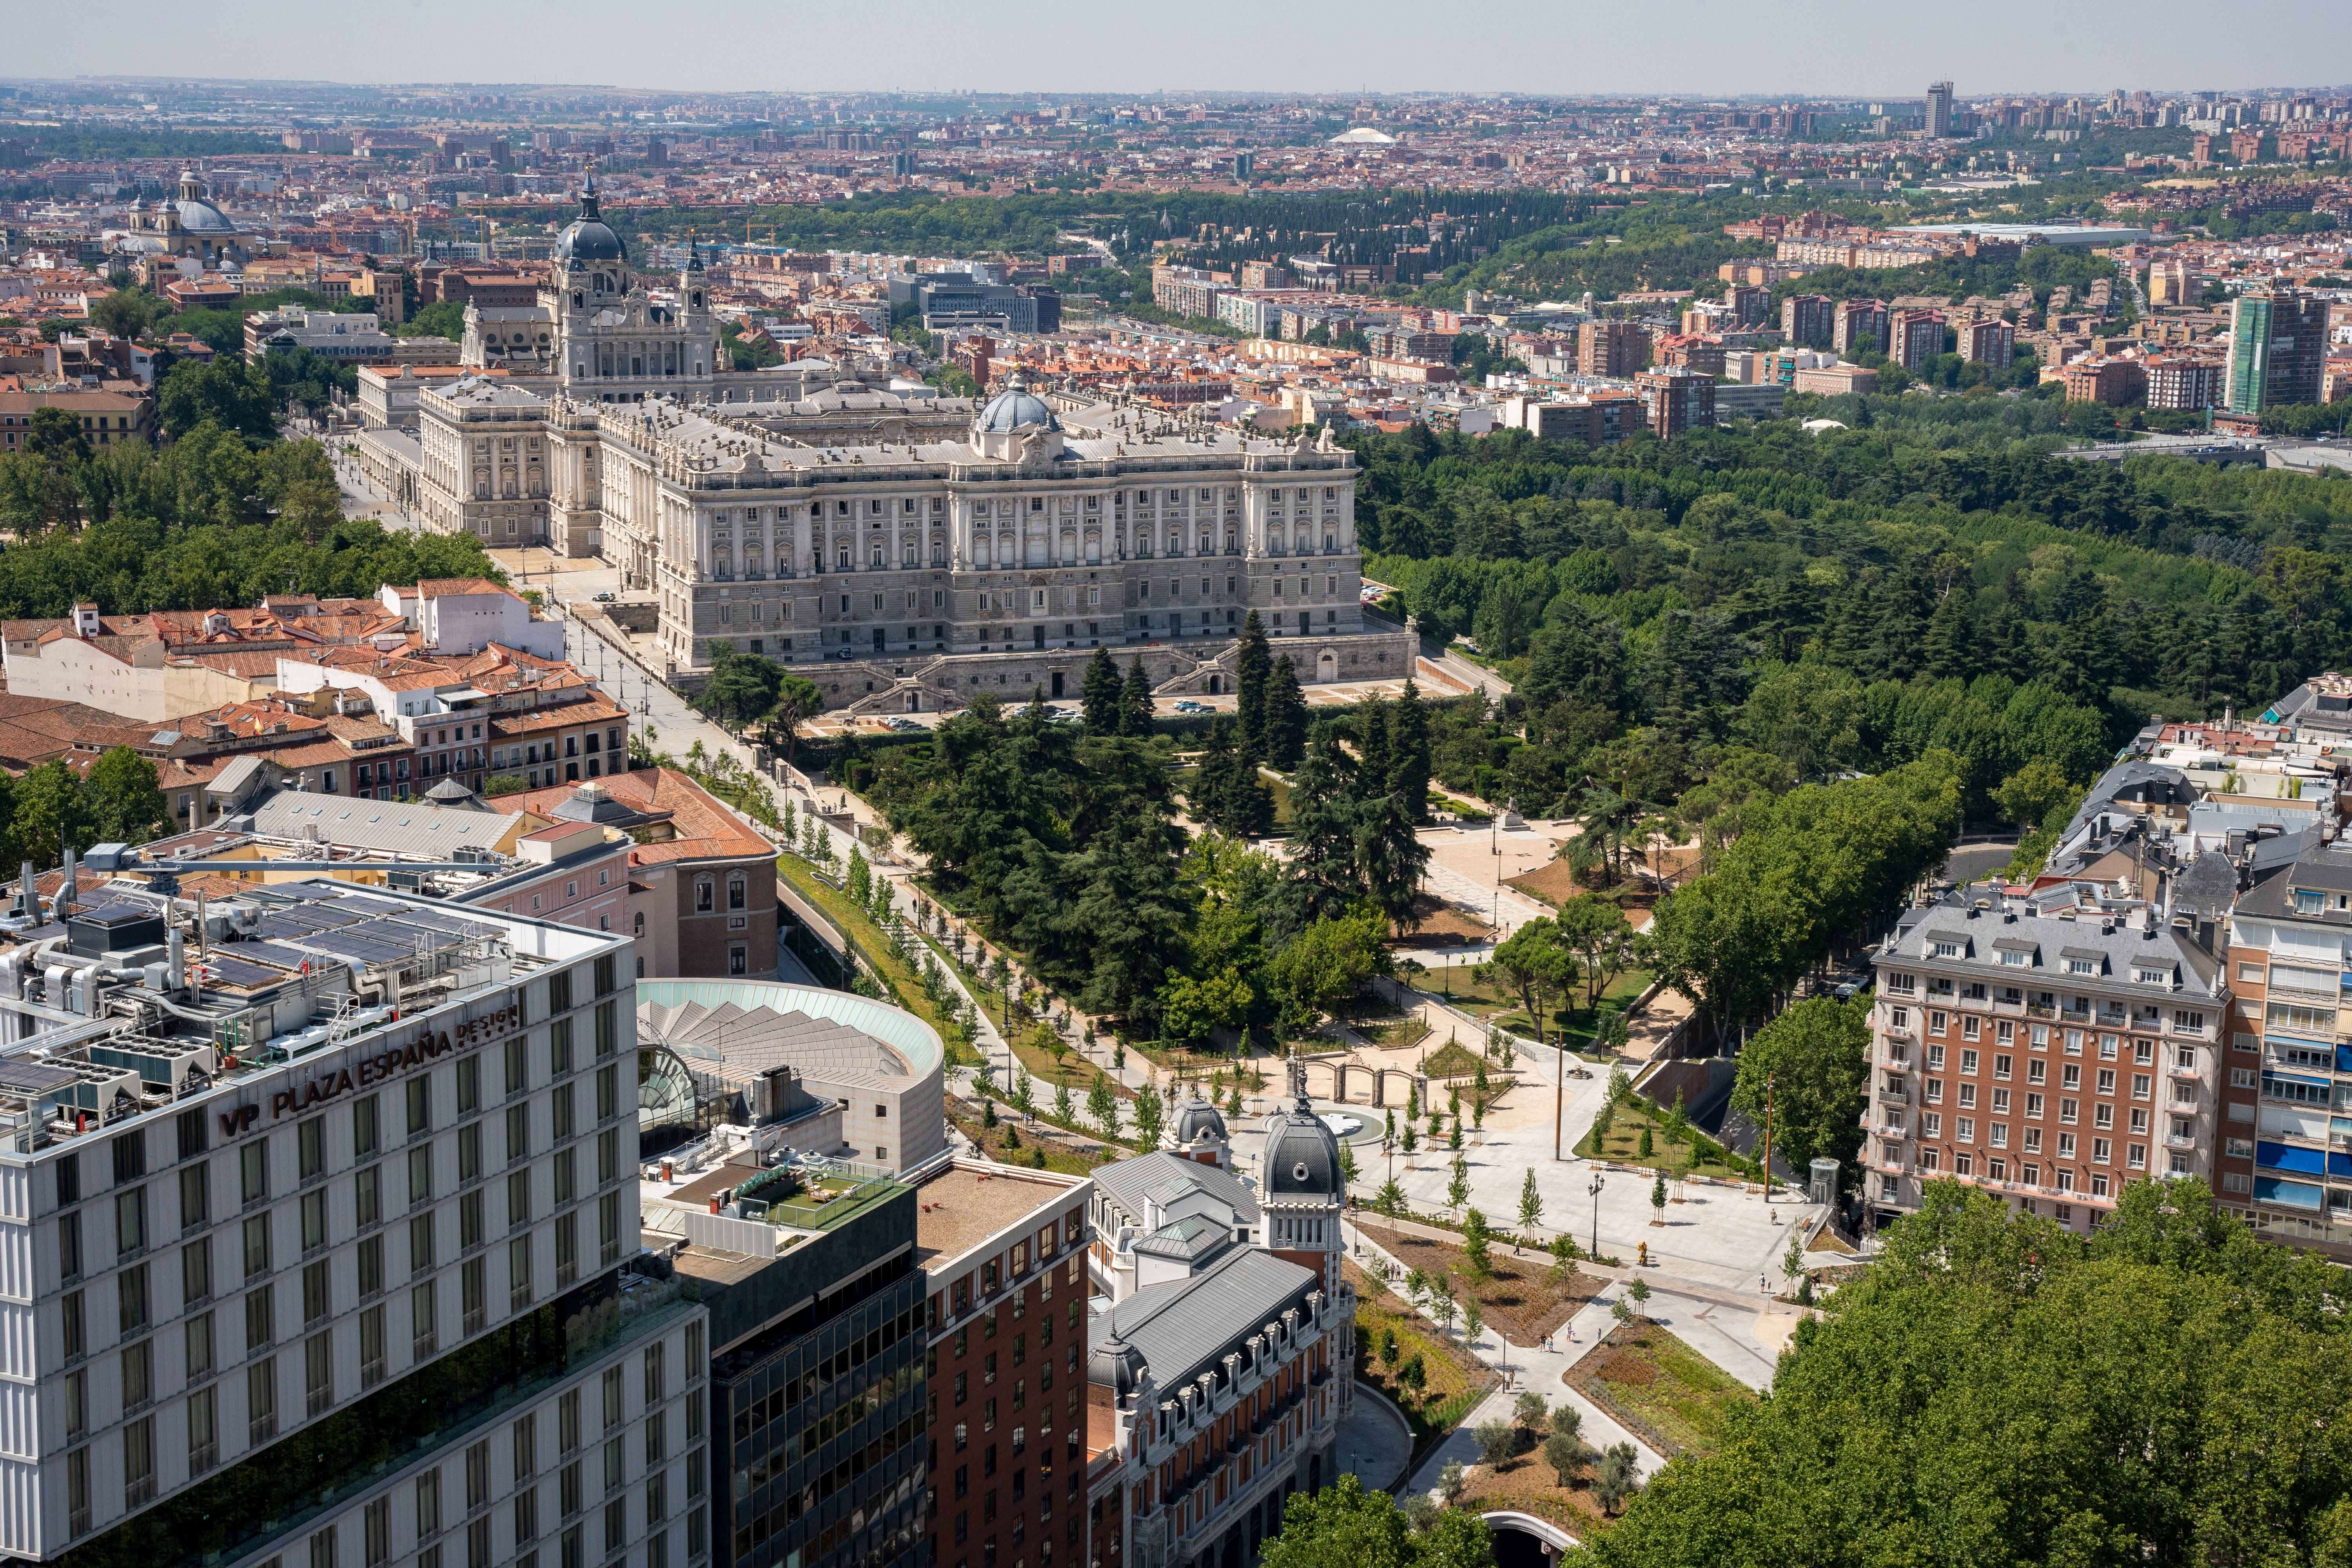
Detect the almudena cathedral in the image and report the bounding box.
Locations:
[356,172,1414,715]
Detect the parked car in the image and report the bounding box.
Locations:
[592,591,617,603]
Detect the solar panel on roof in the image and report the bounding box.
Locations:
[302,930,415,965]
[345,917,458,956]
[0,1055,78,1096]
[200,955,290,989]
[325,893,407,916]
[231,941,328,973]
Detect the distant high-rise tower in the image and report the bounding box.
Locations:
[1926,81,1956,138]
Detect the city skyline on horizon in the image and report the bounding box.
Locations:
[11,0,2352,103]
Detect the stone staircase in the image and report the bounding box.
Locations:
[1152,642,1240,697]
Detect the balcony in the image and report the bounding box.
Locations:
[2165,1133,2198,1152]
[1877,1081,1909,1103]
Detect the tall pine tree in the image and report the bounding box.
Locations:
[1388,677,1430,822]
[1082,645,1123,733]
[1263,655,1308,769]
[1287,720,1363,921]
[1234,611,1272,762]
[1921,584,1975,681]
[1120,657,1155,736]
[1353,693,1392,802]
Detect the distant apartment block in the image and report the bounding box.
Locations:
[1780,293,1834,349]
[2145,353,2222,411]
[1963,318,2016,370]
[1635,365,1715,439]
[1577,319,1650,377]
[1833,298,1890,357]
[1891,309,1946,371]
[2062,357,2149,405]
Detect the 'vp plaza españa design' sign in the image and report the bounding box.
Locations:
[213,1002,525,1140]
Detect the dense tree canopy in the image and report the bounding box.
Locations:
[1578,1178,2352,1568]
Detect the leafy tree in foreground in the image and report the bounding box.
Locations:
[1259,1473,1495,1568]
[1580,1178,2352,1568]
[1727,994,1871,1186]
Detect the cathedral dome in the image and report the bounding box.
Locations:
[975,376,1058,434]
[555,166,627,264]
[172,198,237,232]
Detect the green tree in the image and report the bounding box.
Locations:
[1728,995,1871,1184]
[1650,1172,1666,1222]
[1258,1474,1495,1568]
[1518,1169,1544,1235]
[758,674,824,766]
[1269,907,1386,1031]
[695,646,782,731]
[1461,1206,1492,1279]
[1119,657,1155,736]
[15,760,95,867]
[1082,645,1123,733]
[1132,1081,1165,1149]
[1263,655,1308,769]
[1086,1074,1120,1139]
[82,746,168,844]
[1446,1156,1472,1218]
[1374,1177,1407,1217]
[1555,894,1635,1012]
[158,358,275,443]
[1542,1431,1590,1487]
[27,405,91,467]
[1235,610,1272,761]
[1286,722,1363,922]
[1488,916,1570,1036]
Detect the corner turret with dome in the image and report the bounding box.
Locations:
[1167,1091,1232,1168]
[1259,1050,1347,1292]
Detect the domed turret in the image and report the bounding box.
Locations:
[1089,1330,1148,1407]
[1168,1094,1229,1167]
[1263,1099,1342,1201]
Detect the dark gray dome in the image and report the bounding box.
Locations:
[1263,1107,1342,1200]
[975,380,1058,434]
[1089,1331,1147,1405]
[1170,1096,1227,1148]
[556,167,626,264]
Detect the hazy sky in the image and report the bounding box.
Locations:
[18,0,2352,99]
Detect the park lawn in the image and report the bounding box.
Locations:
[775,853,976,1062]
[1568,1319,1757,1460]
[1348,1261,1497,1464]
[1574,1099,1756,1183]
[1356,1220,1606,1347]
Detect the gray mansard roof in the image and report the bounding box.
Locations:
[1087,1244,1317,1394]
[1092,1149,1261,1228]
[1880,888,2221,996]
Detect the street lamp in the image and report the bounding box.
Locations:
[1588,1171,1606,1261]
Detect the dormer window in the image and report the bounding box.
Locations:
[1931,942,1960,958]
[2065,958,2095,974]
[2296,890,2325,915]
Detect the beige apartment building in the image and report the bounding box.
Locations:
[1864,892,2225,1234]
